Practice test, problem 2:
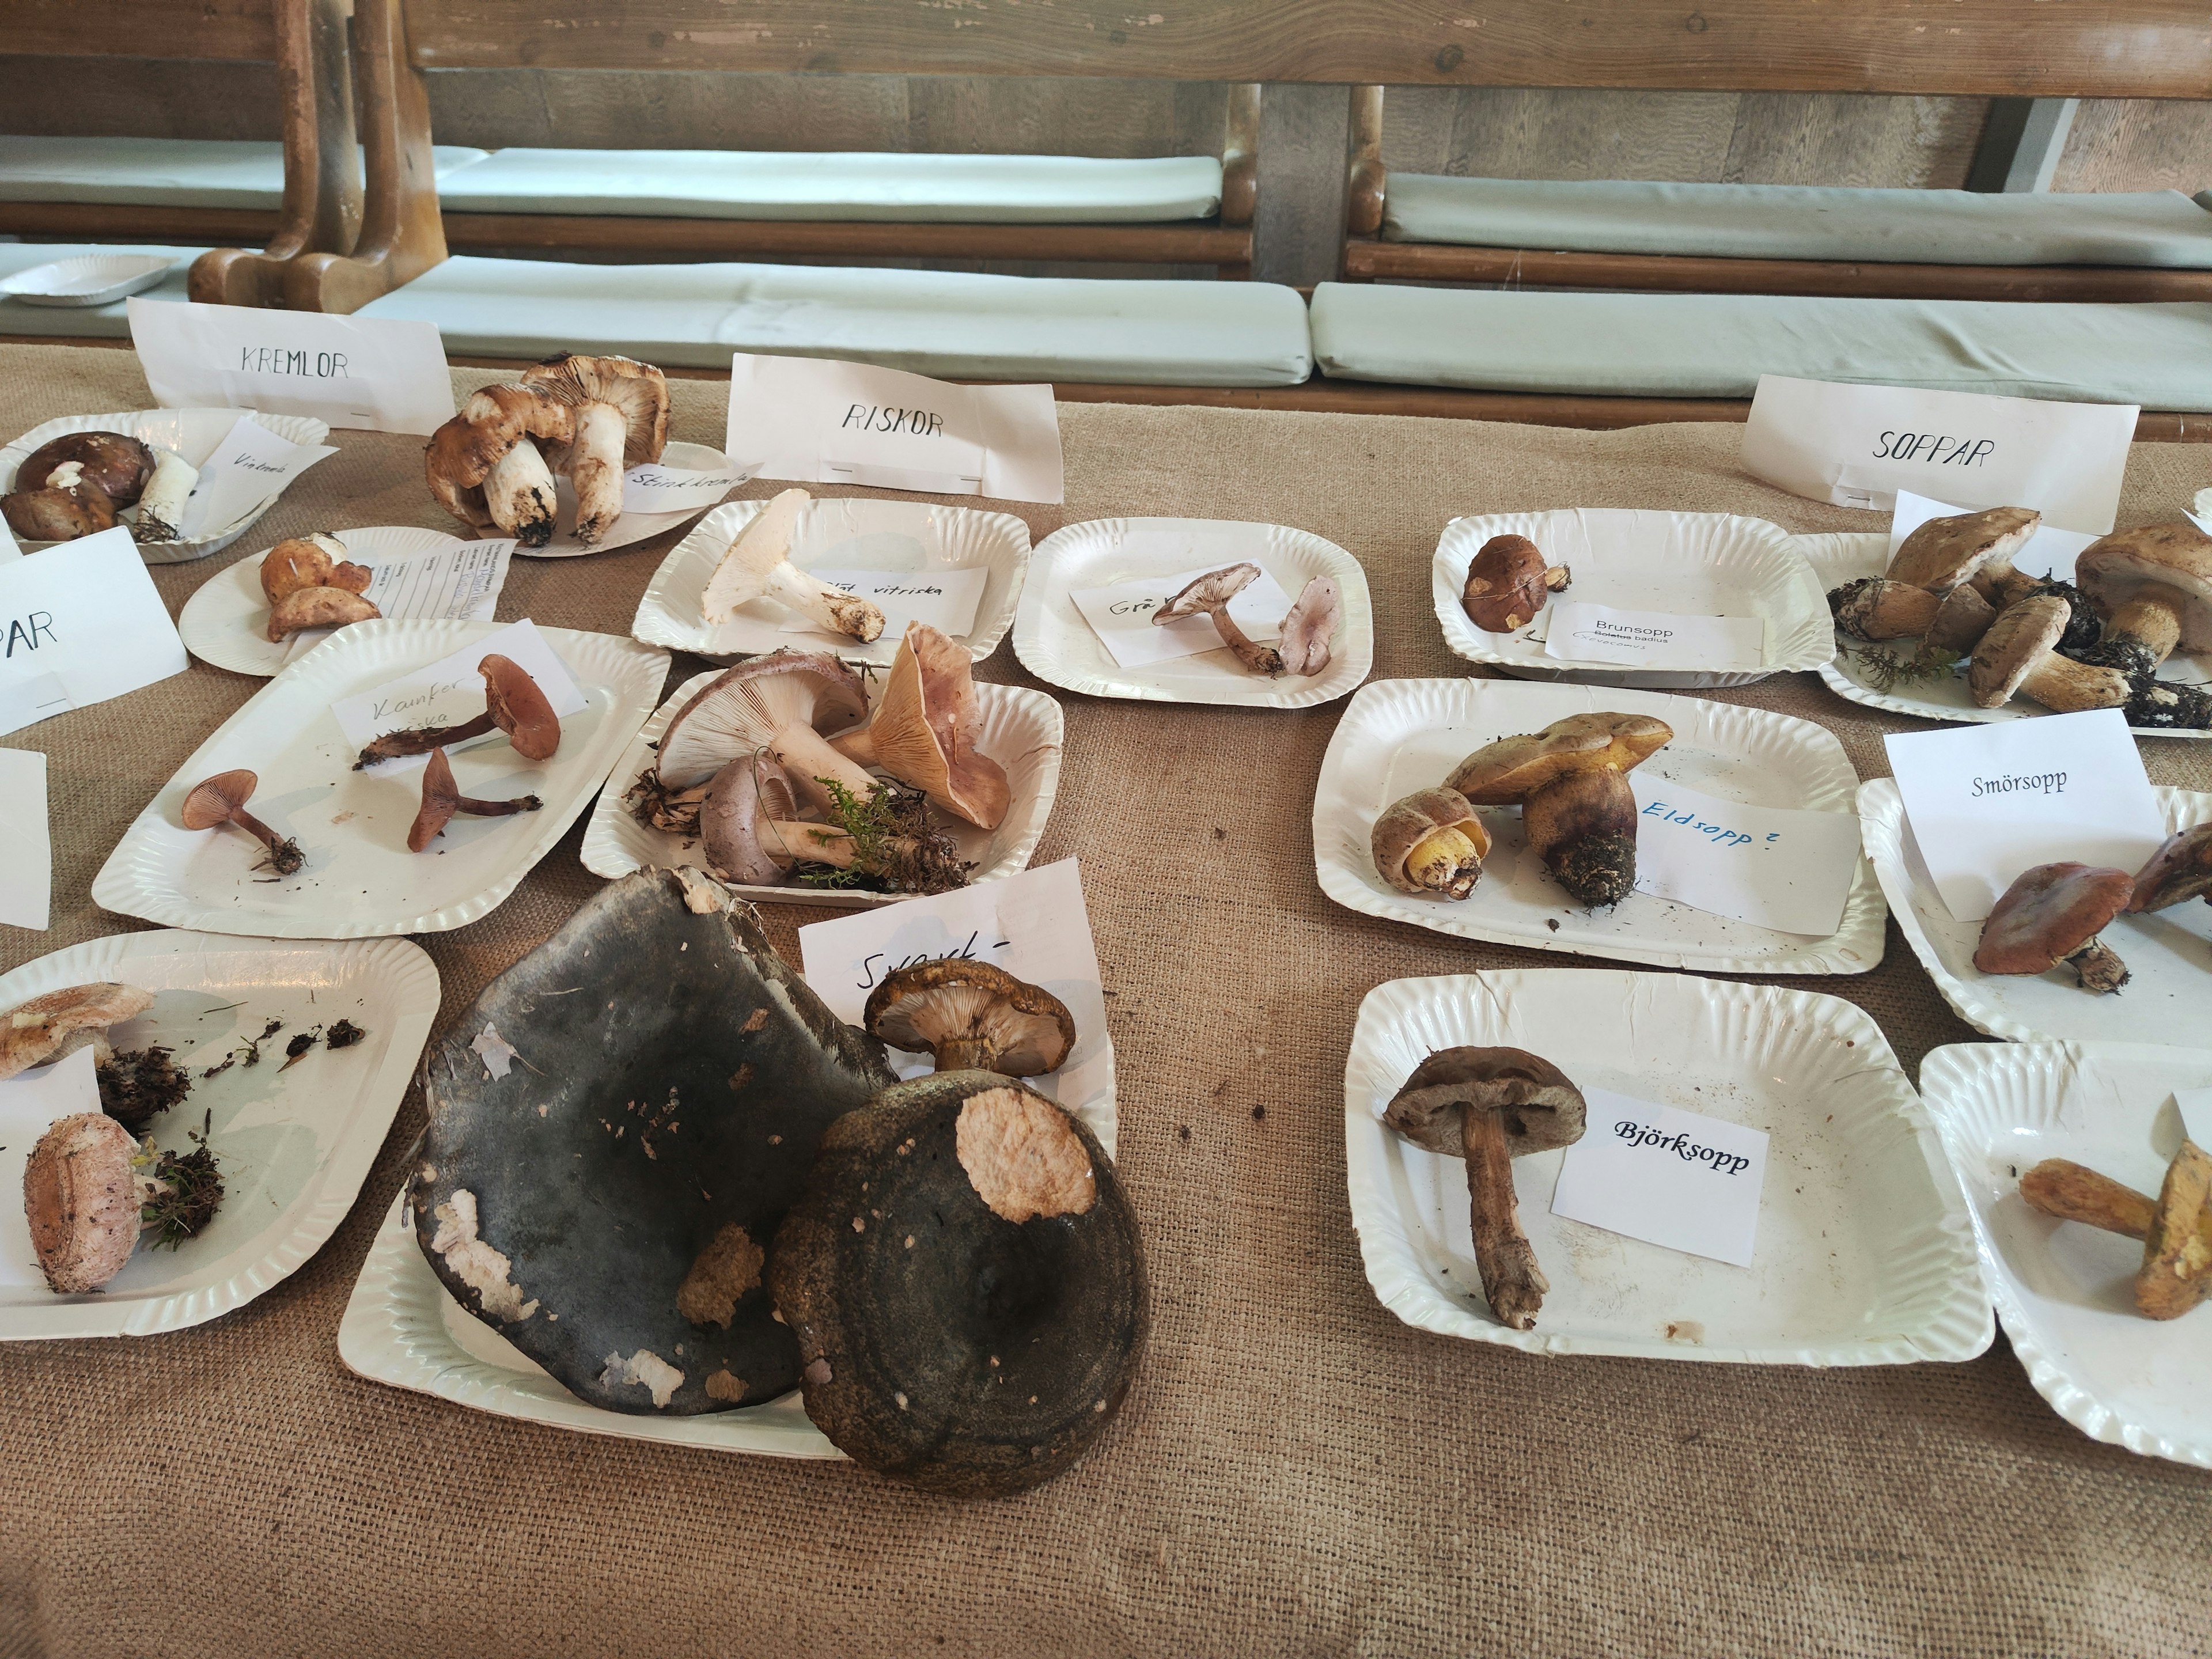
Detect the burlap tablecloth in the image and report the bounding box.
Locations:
[1,342,2208,1659]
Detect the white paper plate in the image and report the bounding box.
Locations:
[1313,678,1886,974]
[579,668,1063,907]
[520,441,739,559]
[1794,531,2212,742]
[1858,777,2212,1048]
[1433,509,1830,688]
[0,253,174,308]
[1344,969,1990,1363]
[1,408,332,564]
[0,929,438,1342]
[631,495,1032,666]
[1013,517,1374,707]
[1920,1039,2212,1465]
[177,526,472,677]
[93,619,668,938]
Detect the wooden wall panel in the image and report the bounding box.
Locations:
[2052,100,2212,194]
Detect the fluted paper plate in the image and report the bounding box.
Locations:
[632,495,1031,665]
[93,619,668,938]
[1919,1040,2212,1465]
[0,929,437,1342]
[519,441,740,559]
[177,525,474,677]
[1313,677,1885,974]
[1433,509,1830,688]
[0,252,174,307]
[579,668,1063,907]
[1858,778,2212,1048]
[1344,971,1990,1363]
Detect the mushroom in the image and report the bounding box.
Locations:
[2128,822,2212,914]
[1967,594,2131,713]
[22,1112,141,1294]
[261,533,370,605]
[2,461,118,541]
[1889,506,2040,594]
[1153,563,1282,675]
[1371,787,1490,899]
[518,353,670,546]
[1916,582,1998,664]
[2020,578,2104,654]
[653,651,874,808]
[1277,576,1341,675]
[863,960,1075,1077]
[702,489,885,642]
[424,383,575,547]
[828,622,1009,830]
[698,754,804,885]
[2020,1145,2212,1321]
[1827,578,1942,642]
[1974,862,2135,993]
[0,983,156,1081]
[132,446,200,543]
[180,769,304,875]
[1461,534,1570,632]
[407,748,543,851]
[16,432,154,507]
[1382,1047,1587,1331]
[2073,522,2212,676]
[1446,712,1673,908]
[267,586,381,642]
[354,654,560,768]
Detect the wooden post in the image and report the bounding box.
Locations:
[1342,84,1387,278]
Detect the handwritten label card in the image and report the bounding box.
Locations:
[282,536,514,665]
[333,619,585,770]
[621,461,752,515]
[1541,601,1765,671]
[177,415,337,539]
[1885,710,2167,922]
[0,747,50,930]
[129,298,455,435]
[0,525,189,737]
[1888,490,2098,586]
[1629,776,1862,936]
[1069,562,1292,669]
[775,566,989,642]
[1549,1089,1769,1267]
[0,1046,105,1289]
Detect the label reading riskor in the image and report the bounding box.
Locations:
[1548,1089,1770,1268]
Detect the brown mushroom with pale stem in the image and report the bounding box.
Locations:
[1889,506,2040,597]
[267,586,380,642]
[1277,575,1341,675]
[2128,822,2212,914]
[1916,582,1998,665]
[407,748,543,852]
[1446,712,1673,909]
[520,353,670,546]
[16,433,154,507]
[696,753,804,885]
[863,960,1075,1077]
[2021,1143,2212,1321]
[354,654,560,768]
[828,622,1009,830]
[0,983,156,1081]
[653,651,874,810]
[1461,534,1570,634]
[701,488,886,643]
[2073,522,2212,677]
[1974,862,2135,994]
[181,769,304,876]
[1827,578,1942,642]
[1383,1047,1586,1331]
[1371,787,1490,899]
[23,1112,142,1294]
[424,383,575,547]
[1967,594,2130,713]
[2,461,118,541]
[1153,563,1282,675]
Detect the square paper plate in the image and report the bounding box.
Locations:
[0,928,438,1341]
[1858,777,2212,1048]
[579,668,1063,907]
[1344,970,1990,1362]
[632,495,1032,666]
[1313,678,1886,974]
[1013,517,1373,707]
[1793,531,2211,742]
[1433,509,1831,688]
[93,619,668,938]
[1920,1039,2212,1465]
[524,441,741,559]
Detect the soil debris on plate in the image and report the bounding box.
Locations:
[138,1109,225,1249]
[96,1046,192,1133]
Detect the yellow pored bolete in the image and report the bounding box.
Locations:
[2021,1144,2212,1321]
[1370,786,1490,900]
[1446,712,1673,908]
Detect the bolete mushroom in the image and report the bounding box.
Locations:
[520,353,671,546]
[863,960,1075,1077]
[698,753,804,886]
[1371,787,1490,899]
[1967,594,2130,713]
[2021,1145,2212,1321]
[180,769,304,876]
[2,463,118,541]
[828,622,1009,830]
[1461,534,1570,634]
[1153,563,1282,675]
[16,431,154,507]
[354,654,560,768]
[1446,712,1673,908]
[1916,582,1998,664]
[132,447,199,543]
[424,382,575,547]
[407,748,543,851]
[0,983,156,1081]
[2128,822,2212,914]
[1974,862,2135,993]
[1382,1047,1587,1331]
[23,1111,141,1294]
[701,488,886,643]
[1889,506,2040,594]
[767,1070,1148,1496]
[260,533,370,605]
[1827,578,1942,643]
[653,651,874,809]
[2073,522,2212,676]
[1277,575,1341,675]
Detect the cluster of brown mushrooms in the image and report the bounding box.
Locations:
[1460,533,1572,634]
[1974,824,2212,994]
[1152,562,1340,676]
[2021,1141,2211,1321]
[1829,508,2212,730]
[1372,712,1674,910]
[261,532,378,641]
[2,429,198,544]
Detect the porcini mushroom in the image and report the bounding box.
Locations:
[354,654,560,768]
[1917,582,1998,664]
[407,748,543,851]
[520,353,671,546]
[1154,562,1282,675]
[702,489,886,643]
[261,533,370,605]
[828,622,1009,830]
[180,769,304,875]
[653,651,874,807]
[132,446,199,543]
[1461,534,1570,634]
[698,754,804,886]
[1371,787,1490,899]
[1967,594,2130,713]
[1974,862,2135,993]
[2128,822,2212,914]
[2,462,118,541]
[863,960,1075,1077]
[424,383,575,547]
[2021,1145,2212,1321]
[1889,506,2040,594]
[1828,578,1942,643]
[1382,1047,1586,1331]
[16,432,154,507]
[2073,522,2212,676]
[1446,712,1673,908]
[1277,575,1341,675]
[23,1112,141,1294]
[0,983,156,1081]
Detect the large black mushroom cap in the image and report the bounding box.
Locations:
[412,866,896,1415]
[768,1070,1148,1497]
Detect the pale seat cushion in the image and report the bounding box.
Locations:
[437,148,1222,224]
[0,137,490,209]
[0,242,199,338]
[1382,176,2212,269]
[358,255,1311,385]
[1309,282,2212,410]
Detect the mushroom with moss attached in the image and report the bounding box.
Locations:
[1461,534,1570,634]
[0,983,156,1081]
[1888,506,2040,596]
[1153,563,1282,675]
[653,650,875,809]
[1446,711,1673,908]
[1828,578,1941,642]
[702,489,885,643]
[180,769,304,875]
[355,654,560,768]
[425,383,575,547]
[863,960,1075,1077]
[2072,522,2212,677]
[2128,822,2212,914]
[1277,576,1341,675]
[2020,1143,2212,1321]
[1975,862,2135,993]
[1967,594,2130,713]
[1371,787,1490,900]
[828,622,1009,830]
[407,748,543,851]
[132,447,200,543]
[520,353,670,546]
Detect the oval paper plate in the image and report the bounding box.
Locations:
[0,252,175,308]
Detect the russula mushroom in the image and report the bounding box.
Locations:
[698,753,803,885]
[1461,534,1570,634]
[1371,787,1490,899]
[1154,562,1282,675]
[261,533,370,605]
[180,769,304,876]
[1889,506,2040,594]
[520,353,670,546]
[1827,578,1942,643]
[768,1070,1148,1496]
[132,446,199,543]
[1382,1047,1587,1331]
[1916,582,1998,664]
[702,488,886,642]
[355,654,560,768]
[23,1112,141,1294]
[1277,575,1341,675]
[2,462,118,541]
[17,432,154,507]
[1446,711,1673,908]
[863,960,1075,1076]
[407,748,543,852]
[653,651,874,808]
[2128,822,2212,913]
[2021,1145,2212,1321]
[828,622,1009,830]
[424,383,575,547]
[2073,522,2212,676]
[1967,594,2130,713]
[1974,862,2135,993]
[0,983,156,1081]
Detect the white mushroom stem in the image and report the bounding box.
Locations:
[768,722,881,809]
[565,402,628,547]
[483,440,559,543]
[2106,585,2188,666]
[767,563,886,643]
[767,821,859,868]
[134,447,199,541]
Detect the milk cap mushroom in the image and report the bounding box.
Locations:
[1277,575,1341,675]
[829,622,1009,830]
[1827,578,1942,642]
[654,651,873,808]
[355,654,560,767]
[2127,822,2212,913]
[181,769,304,876]
[407,748,543,852]
[17,432,154,507]
[864,960,1075,1076]
[1154,563,1283,675]
[698,754,804,886]
[1462,535,1570,633]
[0,983,156,1081]
[1967,594,2130,713]
[1383,1047,1586,1331]
[424,383,575,547]
[702,490,885,642]
[1889,506,2040,593]
[1371,787,1490,899]
[22,1112,141,1294]
[2074,522,2212,673]
[521,353,670,546]
[261,533,369,605]
[1974,862,2134,993]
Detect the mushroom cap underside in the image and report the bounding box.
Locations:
[179,769,259,830]
[1370,787,1490,890]
[522,352,671,465]
[1886,506,2040,590]
[0,982,156,1081]
[1974,862,2136,974]
[1445,712,1673,805]
[865,960,1077,1076]
[1154,562,1261,622]
[655,650,869,789]
[1382,1045,1587,1158]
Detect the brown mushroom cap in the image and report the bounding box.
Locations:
[1154,562,1261,623]
[1384,1046,1587,1157]
[2136,1140,2212,1320]
[521,353,671,467]
[699,754,802,885]
[1277,575,1341,675]
[1921,582,1999,661]
[1830,578,1942,643]
[863,960,1076,1077]
[654,651,870,789]
[1974,862,2135,975]
[23,1112,142,1295]
[1445,712,1674,806]
[18,431,154,507]
[1887,507,2041,592]
[1461,535,1558,633]
[831,623,1010,831]
[2076,522,2212,654]
[3,476,117,541]
[2128,822,2212,913]
[423,383,575,531]
[1967,594,2070,707]
[407,749,464,852]
[266,585,380,642]
[1370,787,1490,896]
[259,533,355,604]
[180,769,259,832]
[0,982,156,1082]
[479,654,561,762]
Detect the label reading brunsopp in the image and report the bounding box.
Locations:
[1547,1088,1770,1268]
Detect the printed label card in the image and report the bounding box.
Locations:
[1628,776,1862,936]
[775,565,990,642]
[332,619,586,771]
[1549,1089,1770,1268]
[282,536,514,665]
[0,526,189,737]
[1069,559,1293,669]
[0,747,50,930]
[176,414,338,539]
[1540,601,1765,671]
[129,298,454,435]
